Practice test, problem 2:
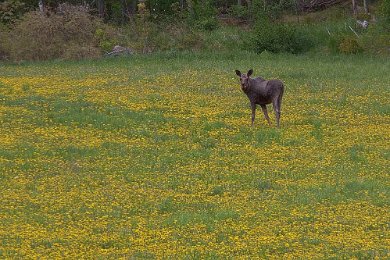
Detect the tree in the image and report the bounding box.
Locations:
[39,0,44,12]
[363,0,368,14]
[352,0,357,15]
[97,0,105,18]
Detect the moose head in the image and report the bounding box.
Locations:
[235,69,253,91]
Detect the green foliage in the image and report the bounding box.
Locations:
[327,29,363,54]
[188,0,219,31]
[0,0,26,25]
[115,1,221,53]
[104,1,123,24]
[148,0,178,17]
[95,27,116,52]
[326,36,340,53]
[176,27,205,50]
[118,18,206,53]
[249,0,296,21]
[0,25,9,60]
[228,4,249,19]
[252,18,314,54]
[379,0,390,30]
[360,25,390,55]
[201,25,247,52]
[1,0,389,61]
[119,4,159,53]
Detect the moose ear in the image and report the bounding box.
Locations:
[235,70,241,77]
[247,69,253,77]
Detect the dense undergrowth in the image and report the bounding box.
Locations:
[0,1,389,61]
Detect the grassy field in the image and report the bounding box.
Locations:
[0,52,389,258]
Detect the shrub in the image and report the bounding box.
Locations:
[228,4,249,20]
[118,2,160,54]
[327,33,364,54]
[0,25,10,60]
[95,27,117,52]
[148,0,177,18]
[61,42,102,60]
[5,4,116,61]
[327,34,343,53]
[338,36,363,54]
[359,25,390,55]
[379,0,390,31]
[0,0,26,25]
[252,20,314,54]
[177,28,204,50]
[196,16,218,31]
[8,12,64,61]
[188,0,219,31]
[119,20,205,53]
[117,1,206,54]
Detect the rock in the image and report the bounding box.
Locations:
[106,45,134,56]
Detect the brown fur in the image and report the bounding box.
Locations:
[235,69,284,128]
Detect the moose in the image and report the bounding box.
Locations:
[235,69,284,128]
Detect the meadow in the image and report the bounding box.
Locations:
[0,52,389,258]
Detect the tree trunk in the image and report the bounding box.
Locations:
[352,0,357,16]
[363,0,369,14]
[180,0,186,10]
[238,0,242,5]
[97,0,105,18]
[121,0,128,23]
[128,0,137,16]
[246,0,252,20]
[38,0,44,13]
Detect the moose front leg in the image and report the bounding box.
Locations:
[251,102,256,127]
[260,104,271,126]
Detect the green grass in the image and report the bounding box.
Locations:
[0,51,389,258]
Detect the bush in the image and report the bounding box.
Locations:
[4,4,117,61]
[359,25,390,55]
[117,2,206,53]
[0,0,26,25]
[338,36,363,54]
[188,0,219,31]
[118,2,160,54]
[95,27,117,52]
[327,34,342,53]
[119,20,205,53]
[148,0,178,18]
[228,4,249,20]
[379,0,390,31]
[0,25,10,60]
[327,33,363,54]
[252,20,314,54]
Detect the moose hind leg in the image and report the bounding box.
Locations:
[260,104,271,126]
[272,100,281,128]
